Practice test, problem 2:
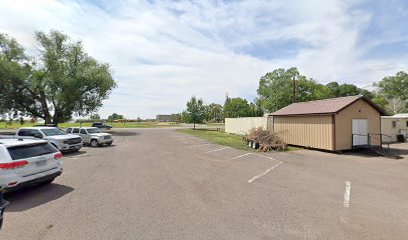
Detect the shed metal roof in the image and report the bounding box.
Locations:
[270,95,385,116]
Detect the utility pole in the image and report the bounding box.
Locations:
[293,76,296,103]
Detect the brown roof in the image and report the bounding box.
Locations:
[270,95,385,116]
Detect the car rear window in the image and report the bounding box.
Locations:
[7,143,58,160]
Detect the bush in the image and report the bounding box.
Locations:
[244,127,287,152]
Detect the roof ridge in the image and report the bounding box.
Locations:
[290,95,362,105]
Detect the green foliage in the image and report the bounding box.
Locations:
[108,113,124,121]
[186,96,205,129]
[204,103,223,122]
[89,114,100,120]
[257,67,393,114]
[224,97,252,118]
[257,68,332,112]
[170,113,181,123]
[376,71,408,113]
[0,31,116,124]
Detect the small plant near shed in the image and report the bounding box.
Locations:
[244,127,287,152]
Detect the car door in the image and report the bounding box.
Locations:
[80,129,90,144]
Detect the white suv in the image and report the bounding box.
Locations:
[0,138,63,191]
[66,127,113,147]
[16,127,83,153]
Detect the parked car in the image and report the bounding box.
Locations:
[0,188,8,230]
[0,138,63,192]
[16,127,83,153]
[92,122,112,130]
[66,127,113,147]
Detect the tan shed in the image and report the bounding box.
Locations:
[270,96,385,151]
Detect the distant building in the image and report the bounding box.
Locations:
[381,113,408,141]
[156,115,173,122]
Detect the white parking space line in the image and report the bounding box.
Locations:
[252,153,280,162]
[190,143,212,148]
[206,147,230,153]
[231,153,251,160]
[343,181,351,208]
[247,162,283,183]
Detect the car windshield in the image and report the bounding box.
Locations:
[87,128,101,134]
[41,128,67,136]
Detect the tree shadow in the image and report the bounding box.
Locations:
[4,183,74,212]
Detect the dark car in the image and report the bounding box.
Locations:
[0,189,8,230]
[92,122,112,130]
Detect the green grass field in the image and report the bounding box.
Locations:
[178,128,298,152]
[177,129,255,151]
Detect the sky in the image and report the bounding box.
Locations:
[0,0,408,119]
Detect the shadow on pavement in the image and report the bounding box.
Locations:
[108,131,139,136]
[63,150,86,157]
[4,183,74,212]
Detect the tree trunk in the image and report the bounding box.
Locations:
[194,122,195,130]
[39,92,51,124]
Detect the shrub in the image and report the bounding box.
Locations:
[244,127,287,152]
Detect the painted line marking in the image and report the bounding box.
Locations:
[343,181,351,208]
[206,147,230,153]
[247,162,283,183]
[231,153,251,160]
[252,153,279,162]
[190,143,212,148]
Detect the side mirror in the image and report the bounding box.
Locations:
[33,133,43,139]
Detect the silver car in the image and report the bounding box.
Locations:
[66,127,113,147]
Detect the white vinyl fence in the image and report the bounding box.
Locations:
[225,116,272,135]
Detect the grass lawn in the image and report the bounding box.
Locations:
[178,128,299,152]
[177,128,255,151]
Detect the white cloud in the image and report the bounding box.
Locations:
[0,0,407,118]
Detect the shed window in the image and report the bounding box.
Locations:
[392,121,397,128]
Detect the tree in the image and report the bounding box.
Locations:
[170,113,181,123]
[89,114,100,121]
[249,101,264,117]
[223,96,252,118]
[204,103,223,122]
[186,96,205,129]
[376,71,408,113]
[108,113,123,121]
[0,31,116,124]
[256,68,332,112]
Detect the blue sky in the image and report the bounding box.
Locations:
[0,0,407,118]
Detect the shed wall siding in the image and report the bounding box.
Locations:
[335,99,381,150]
[274,115,334,150]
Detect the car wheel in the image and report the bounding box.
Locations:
[90,139,99,147]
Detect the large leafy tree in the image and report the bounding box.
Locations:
[223,97,252,118]
[0,31,116,124]
[257,68,331,113]
[204,103,223,122]
[186,96,205,129]
[376,71,408,113]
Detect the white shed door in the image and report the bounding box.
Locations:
[352,119,368,146]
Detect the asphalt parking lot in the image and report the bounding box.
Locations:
[1,128,408,240]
